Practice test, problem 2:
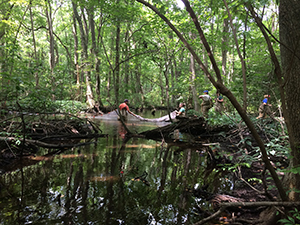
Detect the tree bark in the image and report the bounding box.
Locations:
[88,6,103,106]
[29,0,39,87]
[72,12,81,101]
[72,1,95,108]
[45,0,56,100]
[279,0,300,201]
[189,32,200,111]
[114,23,121,104]
[221,19,229,78]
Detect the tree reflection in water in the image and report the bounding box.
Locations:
[0,114,233,225]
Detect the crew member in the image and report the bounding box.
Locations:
[256,95,273,119]
[215,93,224,114]
[199,90,213,117]
[118,99,135,121]
[176,102,186,117]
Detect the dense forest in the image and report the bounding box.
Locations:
[0,0,280,112]
[1,0,300,224]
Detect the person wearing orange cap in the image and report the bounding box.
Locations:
[199,90,213,117]
[256,95,273,119]
[118,99,135,121]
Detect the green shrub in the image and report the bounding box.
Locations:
[53,100,87,114]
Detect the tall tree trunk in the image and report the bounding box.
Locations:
[115,23,121,104]
[0,2,11,107]
[163,65,171,113]
[106,32,114,99]
[72,13,81,101]
[135,63,144,107]
[279,0,300,201]
[89,6,103,106]
[189,32,200,111]
[72,1,94,108]
[221,19,229,79]
[223,0,247,110]
[29,0,39,87]
[170,60,176,106]
[45,0,56,100]
[124,28,130,89]
[159,68,165,105]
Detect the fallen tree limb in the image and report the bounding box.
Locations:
[220,201,300,207]
[192,206,225,225]
[192,201,300,225]
[33,133,108,141]
[0,134,107,149]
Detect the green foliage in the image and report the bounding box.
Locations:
[287,167,300,175]
[6,96,86,114]
[0,0,281,112]
[278,208,300,225]
[217,161,250,173]
[186,109,201,117]
[52,100,87,114]
[207,108,242,127]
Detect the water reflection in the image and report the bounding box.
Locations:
[0,111,232,225]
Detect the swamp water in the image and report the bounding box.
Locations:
[0,110,233,225]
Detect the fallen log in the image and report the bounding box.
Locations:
[0,134,107,149]
[133,111,178,122]
[138,117,207,139]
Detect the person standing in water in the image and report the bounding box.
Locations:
[118,99,135,121]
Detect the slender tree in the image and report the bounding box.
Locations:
[72,1,95,108]
[223,0,247,110]
[45,0,56,99]
[29,0,39,87]
[188,32,199,111]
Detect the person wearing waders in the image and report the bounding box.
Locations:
[118,99,135,121]
[256,95,273,119]
[199,90,213,118]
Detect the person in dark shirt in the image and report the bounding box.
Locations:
[215,93,224,114]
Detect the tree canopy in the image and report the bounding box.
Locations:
[0,0,280,111]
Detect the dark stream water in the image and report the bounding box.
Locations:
[0,110,233,225]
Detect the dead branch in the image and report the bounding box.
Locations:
[193,201,300,225]
[192,206,225,225]
[221,201,300,207]
[0,135,106,149]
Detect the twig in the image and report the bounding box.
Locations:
[4,139,16,157]
[237,166,264,194]
[192,206,225,225]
